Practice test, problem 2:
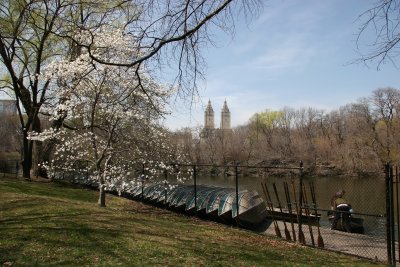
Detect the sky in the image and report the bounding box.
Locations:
[163,0,400,131]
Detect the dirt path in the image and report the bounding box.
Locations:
[264,221,390,263]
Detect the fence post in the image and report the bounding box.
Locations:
[396,166,400,263]
[86,160,89,180]
[298,161,304,243]
[16,161,19,177]
[386,163,395,266]
[193,165,197,212]
[390,165,395,265]
[164,169,168,208]
[141,163,145,201]
[235,164,239,225]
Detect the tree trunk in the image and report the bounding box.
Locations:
[98,184,106,207]
[97,156,112,207]
[22,131,33,180]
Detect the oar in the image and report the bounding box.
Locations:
[284,181,296,242]
[261,182,282,238]
[291,179,306,245]
[310,181,324,248]
[273,183,291,241]
[302,183,315,246]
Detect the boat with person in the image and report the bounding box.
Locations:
[328,210,365,234]
[329,190,365,234]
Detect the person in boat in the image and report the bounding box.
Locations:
[330,190,352,232]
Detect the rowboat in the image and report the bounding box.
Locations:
[328,211,365,234]
[185,186,213,213]
[206,190,233,219]
[233,192,268,229]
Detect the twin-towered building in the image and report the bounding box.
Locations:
[201,99,231,138]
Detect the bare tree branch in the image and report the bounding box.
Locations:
[356,0,400,69]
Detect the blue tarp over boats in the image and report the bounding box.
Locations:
[127,183,271,231]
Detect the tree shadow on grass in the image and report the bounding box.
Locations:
[0,196,191,265]
[0,178,97,202]
[0,218,128,265]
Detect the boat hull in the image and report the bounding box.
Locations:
[327,211,365,234]
[122,183,270,231]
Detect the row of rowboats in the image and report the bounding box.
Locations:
[119,183,272,231]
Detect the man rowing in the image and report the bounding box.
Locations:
[330,190,352,232]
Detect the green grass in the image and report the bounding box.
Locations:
[0,177,384,266]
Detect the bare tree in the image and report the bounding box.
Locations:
[370,87,400,163]
[356,0,400,68]
[293,107,323,166]
[277,107,295,158]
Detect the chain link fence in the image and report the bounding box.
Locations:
[258,172,387,263]
[151,162,390,263]
[0,160,20,177]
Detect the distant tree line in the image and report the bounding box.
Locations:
[175,87,400,176]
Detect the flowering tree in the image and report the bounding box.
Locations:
[0,0,140,178]
[30,29,181,206]
[0,0,260,179]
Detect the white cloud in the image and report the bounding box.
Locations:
[225,1,334,77]
[248,37,318,72]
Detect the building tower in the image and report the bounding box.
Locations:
[220,100,231,130]
[204,100,214,129]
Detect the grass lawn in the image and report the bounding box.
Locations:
[0,176,384,266]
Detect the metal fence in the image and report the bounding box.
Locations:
[147,162,389,264]
[0,160,20,177]
[0,159,393,264]
[386,164,400,266]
